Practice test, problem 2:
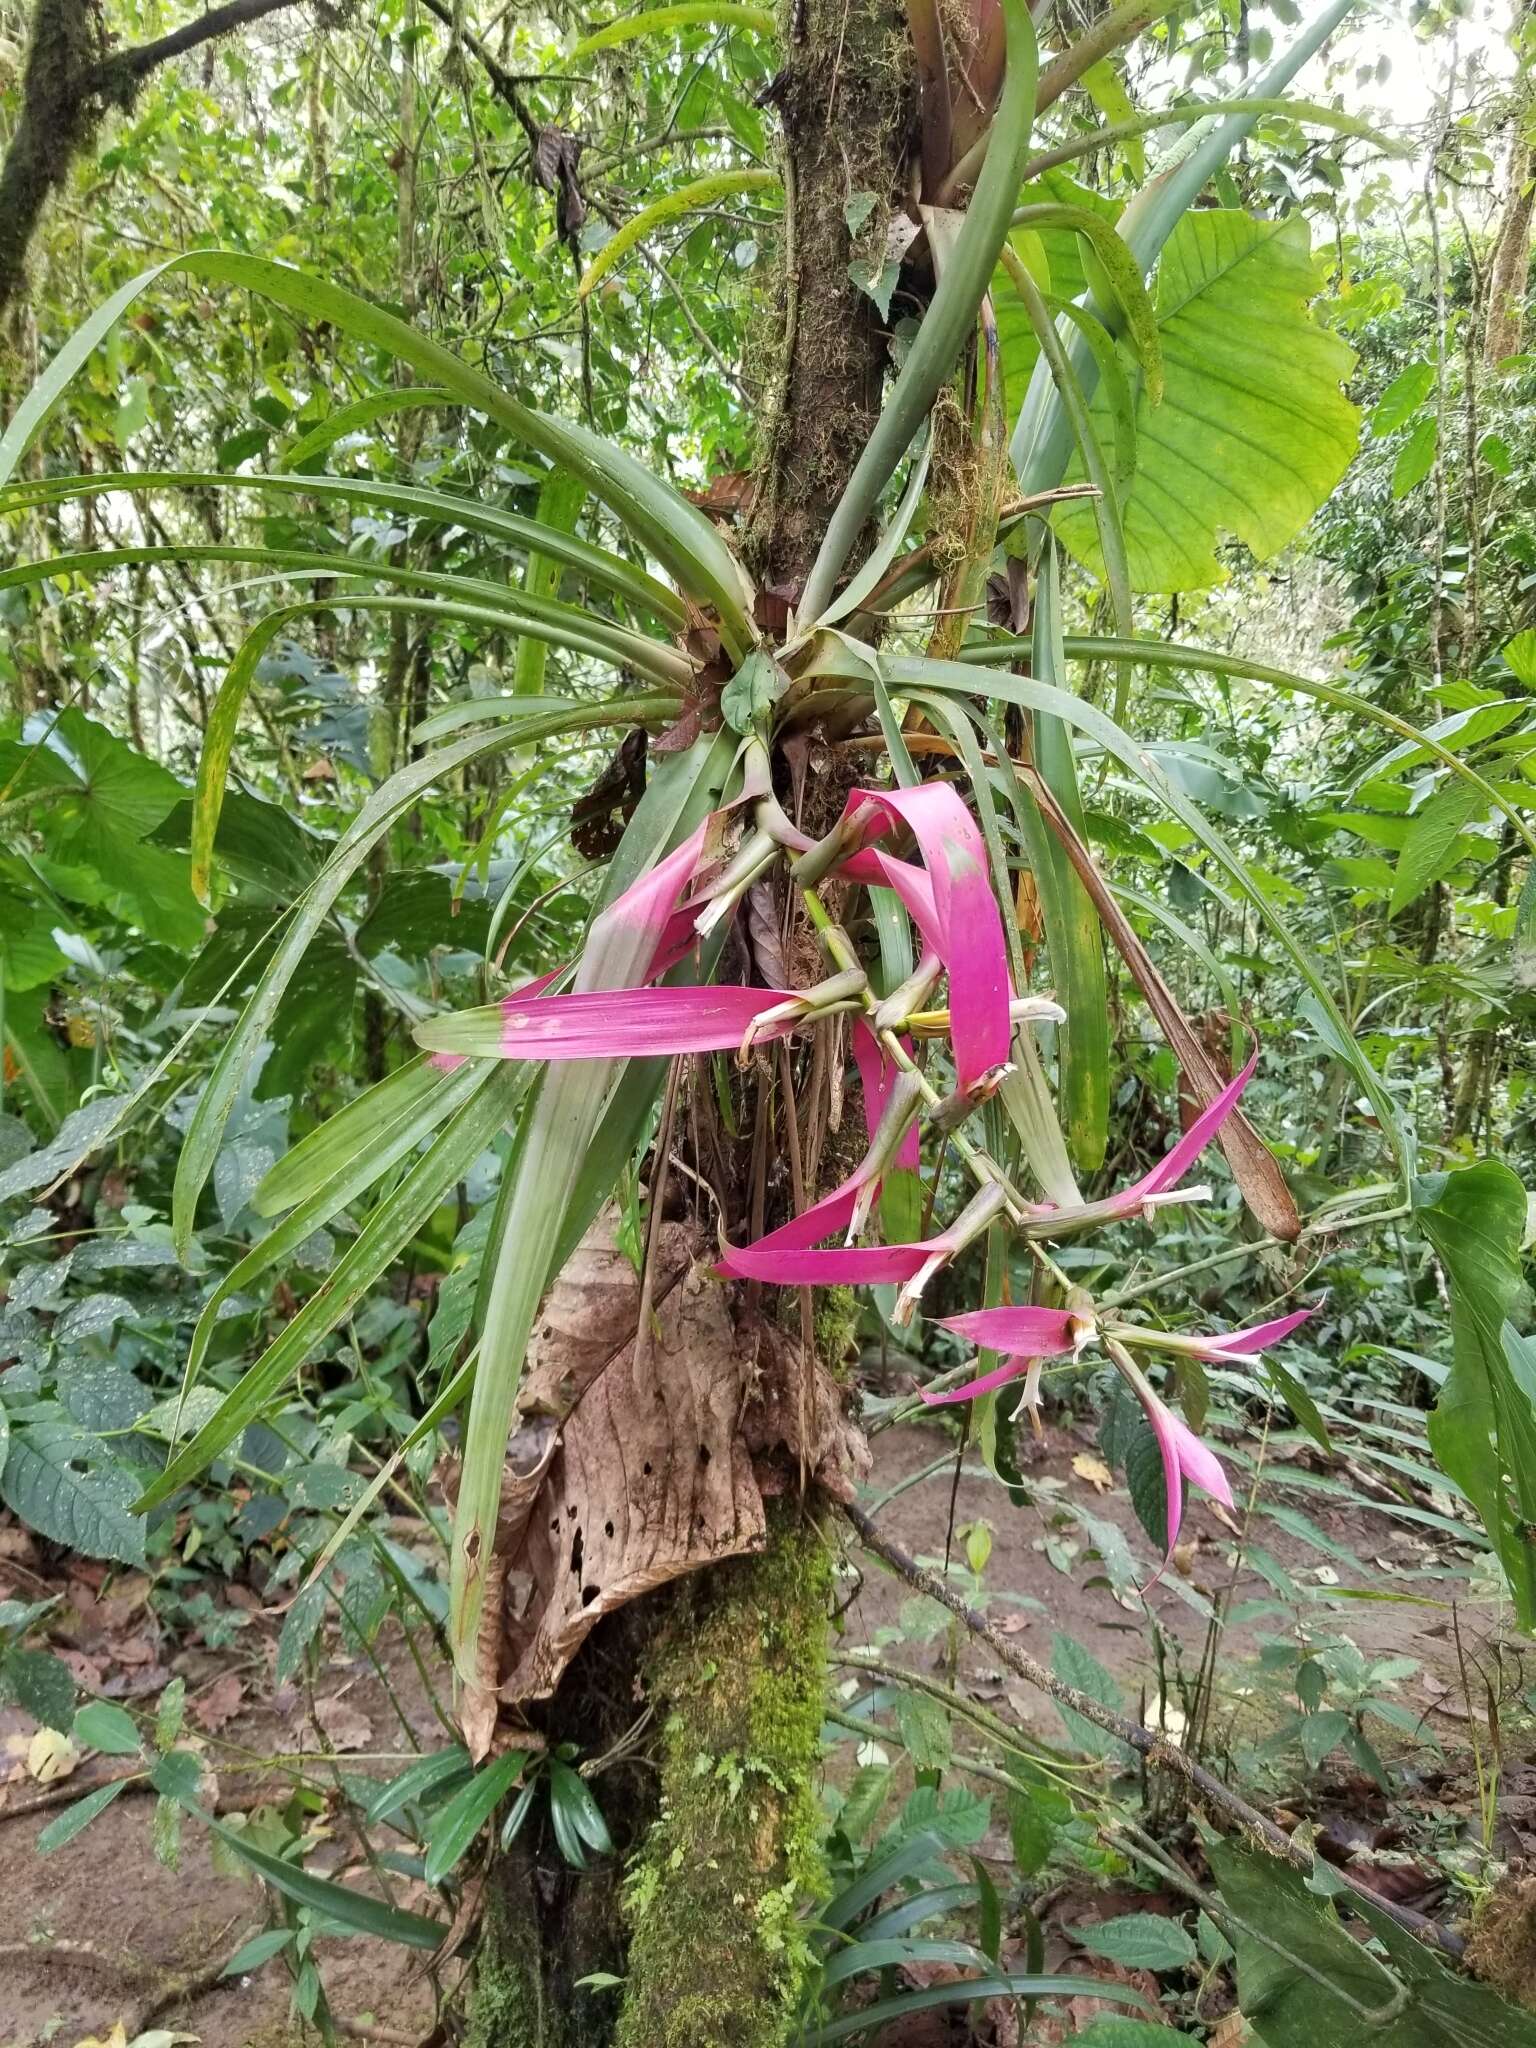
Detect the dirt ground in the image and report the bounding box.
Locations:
[0,1413,1516,2048]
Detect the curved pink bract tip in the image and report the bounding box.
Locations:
[836,783,1011,1091]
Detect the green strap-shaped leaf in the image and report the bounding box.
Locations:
[0,546,690,691]
[1010,202,1162,403]
[281,386,453,467]
[1020,546,1109,1171]
[807,1976,1150,2044]
[573,2,775,54]
[151,1757,444,1949]
[448,729,737,1673]
[0,471,687,628]
[997,251,1133,716]
[1023,93,1404,184]
[580,169,779,297]
[797,0,1038,622]
[422,1751,529,1884]
[186,585,681,905]
[173,1055,488,1408]
[0,252,754,657]
[255,1055,455,1216]
[515,470,588,694]
[172,694,670,1252]
[1054,637,1536,865]
[140,1060,528,1512]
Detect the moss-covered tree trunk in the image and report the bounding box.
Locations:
[467,2,914,2039]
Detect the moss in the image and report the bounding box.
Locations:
[1466,1874,1536,2011]
[614,1505,832,2048]
[466,1875,559,2048]
[813,1283,860,1381]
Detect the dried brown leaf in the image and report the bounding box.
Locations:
[454,1214,859,1722]
[191,1671,245,1733]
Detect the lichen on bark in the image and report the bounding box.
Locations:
[613,1504,832,2048]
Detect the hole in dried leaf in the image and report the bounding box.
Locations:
[581,1583,600,1606]
[570,1526,584,1578]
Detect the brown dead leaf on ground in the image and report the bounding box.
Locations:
[1072,1453,1114,1494]
[301,1693,373,1752]
[191,1670,245,1732]
[107,1632,159,1668]
[1029,1956,1167,2040]
[1209,2015,1252,2048]
[57,1649,104,1690]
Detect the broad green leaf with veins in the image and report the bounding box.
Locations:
[1416,1160,1536,1631]
[1051,210,1359,592]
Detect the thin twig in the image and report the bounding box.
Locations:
[836,1496,1466,1959]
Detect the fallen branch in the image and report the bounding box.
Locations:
[837,1495,1465,1960]
[0,1762,146,1821]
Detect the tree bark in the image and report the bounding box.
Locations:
[0,0,305,322]
[742,0,916,597]
[1485,137,1534,367]
[1484,0,1536,367]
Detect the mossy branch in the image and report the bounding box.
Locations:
[0,0,306,320]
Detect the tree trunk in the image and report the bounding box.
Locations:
[0,0,306,321]
[0,0,105,324]
[466,1,916,2039]
[1484,1,1536,368]
[1484,134,1534,368]
[742,0,917,598]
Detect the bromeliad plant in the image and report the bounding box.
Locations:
[6,0,1500,1696]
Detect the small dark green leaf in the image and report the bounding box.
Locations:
[547,1759,612,1856]
[36,1777,130,1854]
[73,1699,142,1756]
[222,1927,296,1976]
[1299,1709,1350,1770]
[1296,1660,1327,1713]
[0,1646,77,1731]
[1391,414,1436,497]
[895,1690,952,1774]
[423,1751,529,1885]
[1370,361,1434,435]
[720,648,789,734]
[1006,1784,1053,1876]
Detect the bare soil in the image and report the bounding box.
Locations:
[0,1414,1515,2047]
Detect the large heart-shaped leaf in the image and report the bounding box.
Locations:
[1048,210,1358,592]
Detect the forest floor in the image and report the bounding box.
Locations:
[0,1410,1521,2048]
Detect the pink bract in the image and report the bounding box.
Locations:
[1143,1392,1234,1554]
[918,1306,1082,1406]
[836,783,1011,1090]
[494,983,799,1060]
